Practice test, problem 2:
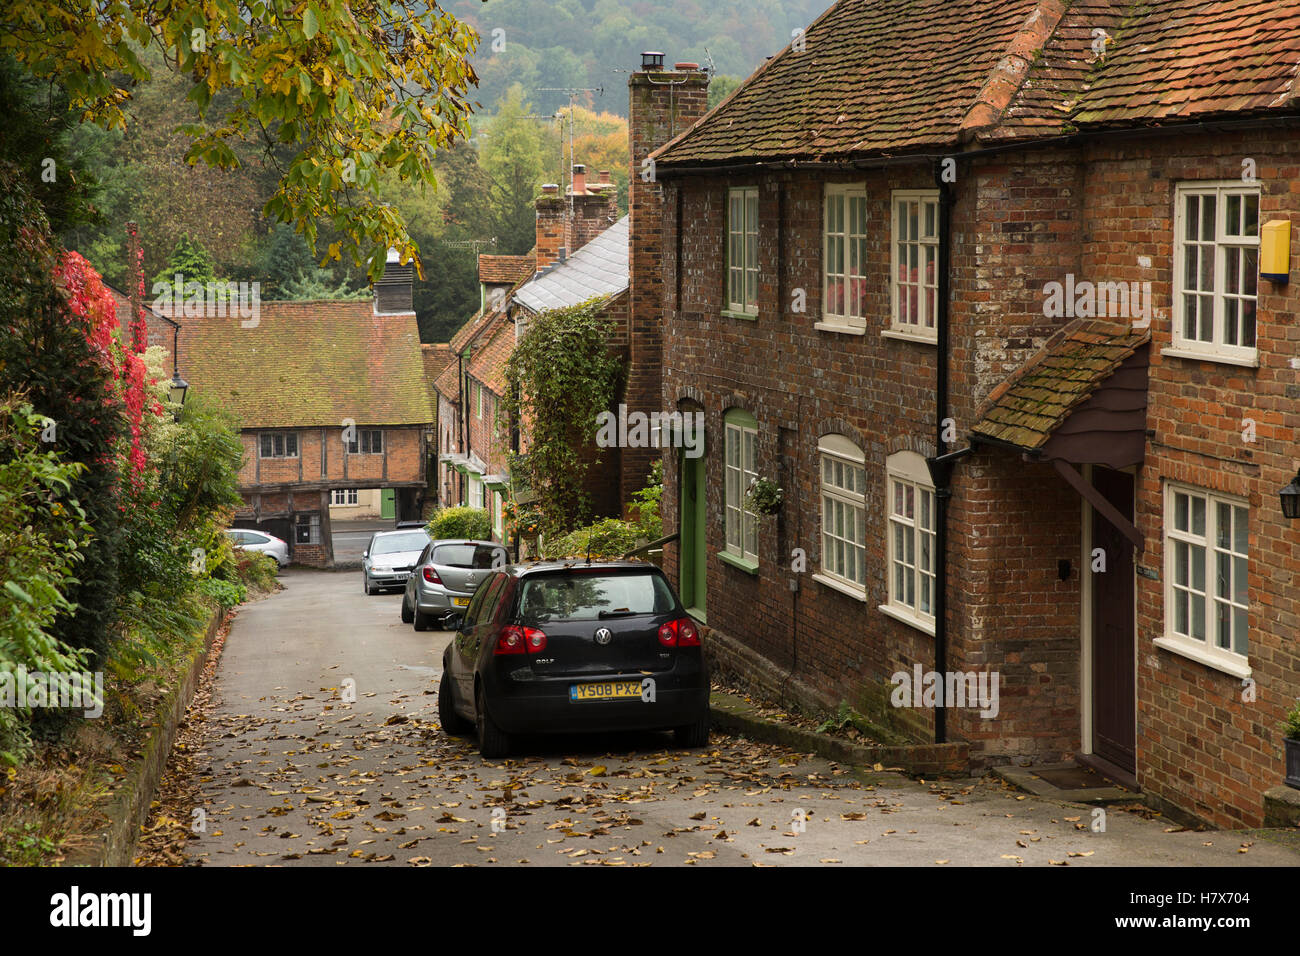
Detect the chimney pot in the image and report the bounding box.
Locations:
[571,164,586,194]
[641,51,664,71]
[598,170,611,184]
[541,183,559,195]
[674,62,699,71]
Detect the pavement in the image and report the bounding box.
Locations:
[174,569,1300,867]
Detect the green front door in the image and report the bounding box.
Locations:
[679,451,706,619]
[380,488,395,520]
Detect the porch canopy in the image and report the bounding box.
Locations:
[971,321,1150,550]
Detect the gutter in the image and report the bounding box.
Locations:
[651,114,1300,179]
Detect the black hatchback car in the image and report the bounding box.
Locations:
[438,560,710,757]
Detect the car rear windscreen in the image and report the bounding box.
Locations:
[372,531,429,554]
[518,572,675,624]
[432,544,506,569]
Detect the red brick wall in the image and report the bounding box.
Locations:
[660,166,948,733]
[465,379,511,479]
[659,130,1300,826]
[569,190,618,255]
[625,67,710,514]
[237,425,427,490]
[1078,131,1300,827]
[536,192,566,270]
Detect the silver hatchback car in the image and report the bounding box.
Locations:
[401,539,508,631]
[362,529,432,594]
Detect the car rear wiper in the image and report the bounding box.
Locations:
[597,608,637,619]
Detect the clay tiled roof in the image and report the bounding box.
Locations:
[105,283,179,352]
[654,0,1048,167]
[178,300,432,429]
[422,343,452,402]
[993,0,1300,139]
[973,321,1149,451]
[433,354,461,405]
[466,318,514,397]
[478,254,535,285]
[655,0,1300,166]
[447,306,490,353]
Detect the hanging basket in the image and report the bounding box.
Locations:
[745,477,784,516]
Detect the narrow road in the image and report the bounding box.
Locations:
[166,570,1300,867]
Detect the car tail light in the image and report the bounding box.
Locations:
[422,567,442,584]
[495,625,547,655]
[677,619,701,647]
[658,618,701,648]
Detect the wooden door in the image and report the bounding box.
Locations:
[679,451,706,617]
[1091,467,1136,772]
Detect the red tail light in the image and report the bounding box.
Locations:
[658,618,701,647]
[677,619,701,647]
[422,566,442,584]
[495,625,547,655]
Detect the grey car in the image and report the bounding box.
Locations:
[401,539,508,631]
[362,529,431,594]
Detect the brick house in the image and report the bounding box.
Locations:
[174,267,434,566]
[434,272,522,534]
[431,60,713,540]
[649,0,1300,827]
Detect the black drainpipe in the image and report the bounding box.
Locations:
[928,162,975,744]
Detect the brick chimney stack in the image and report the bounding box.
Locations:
[567,163,617,255]
[623,54,709,511]
[535,183,566,272]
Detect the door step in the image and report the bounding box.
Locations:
[994,759,1142,804]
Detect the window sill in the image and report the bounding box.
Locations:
[717,550,759,575]
[685,605,707,625]
[814,320,866,336]
[1160,346,1259,369]
[722,309,758,322]
[812,572,867,602]
[1152,635,1251,680]
[878,603,936,636]
[881,328,938,346]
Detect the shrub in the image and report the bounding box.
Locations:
[196,578,246,610]
[542,518,642,560]
[427,506,492,541]
[0,397,94,764]
[234,551,278,592]
[1284,700,1300,741]
[0,167,126,669]
[630,460,663,541]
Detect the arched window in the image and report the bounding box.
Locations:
[885,450,936,629]
[819,434,866,589]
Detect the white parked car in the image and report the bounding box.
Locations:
[226,528,290,567]
[362,528,432,594]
